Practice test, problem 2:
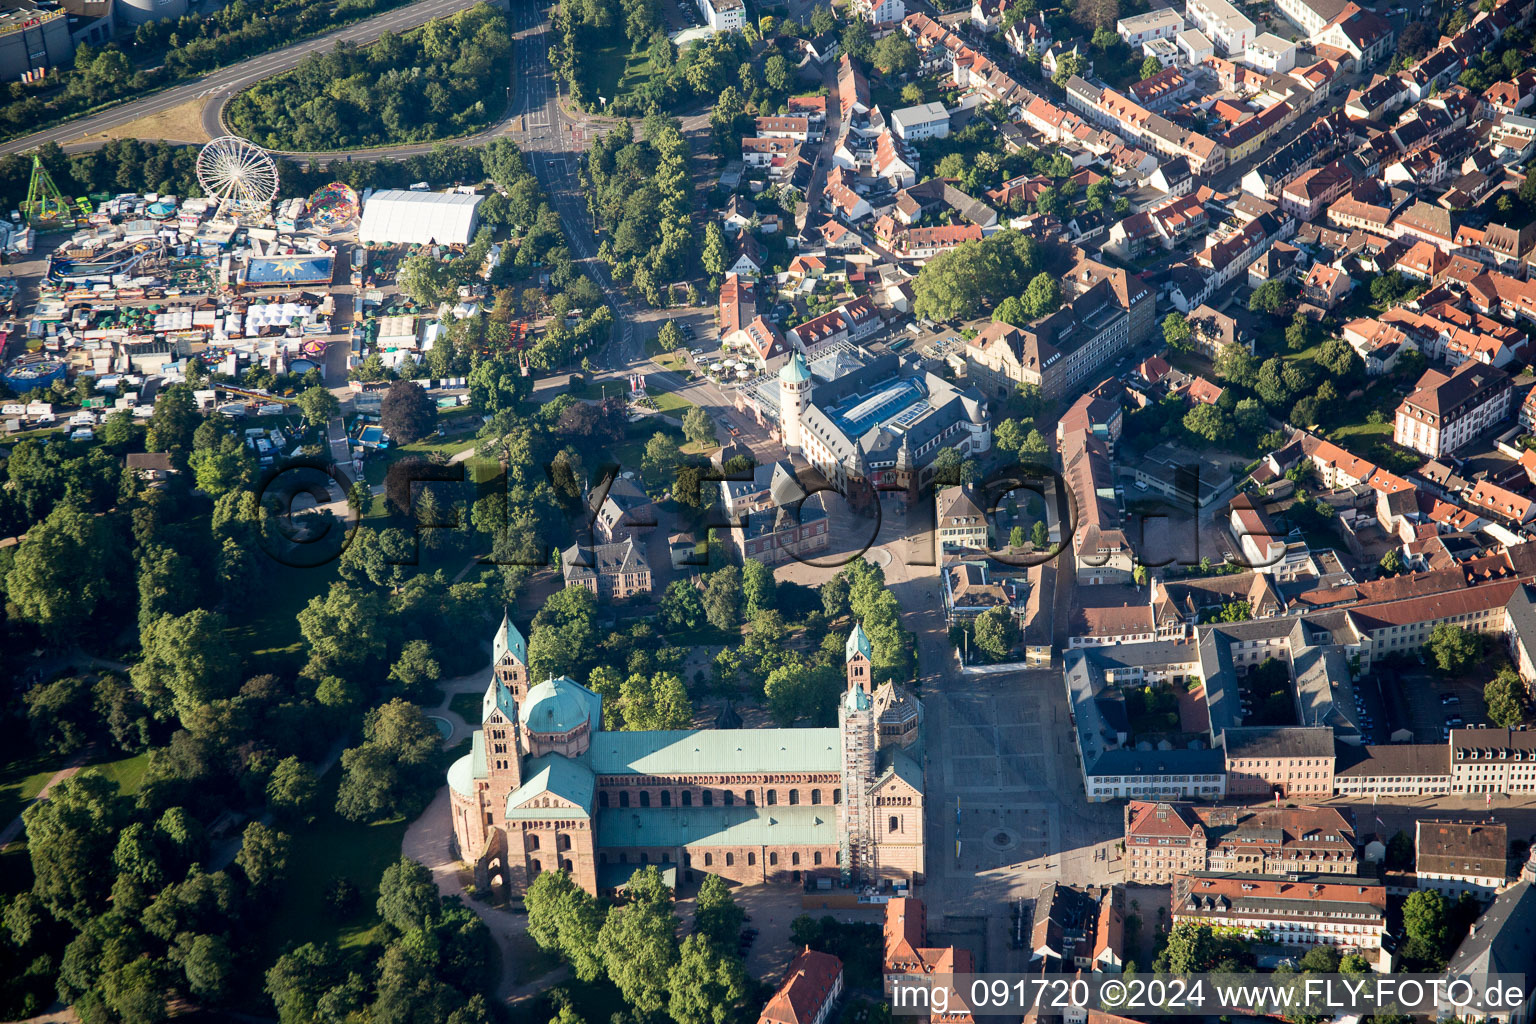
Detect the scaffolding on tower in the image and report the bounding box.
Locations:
[23,154,75,232]
[840,692,875,884]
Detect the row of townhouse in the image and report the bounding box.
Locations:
[1124,801,1359,884]
[902,13,1033,112]
[1063,77,1227,176]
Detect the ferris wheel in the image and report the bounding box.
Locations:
[197,136,279,209]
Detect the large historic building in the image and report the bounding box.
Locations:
[448,616,926,894]
[737,346,991,505]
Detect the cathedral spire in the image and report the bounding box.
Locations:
[846,623,873,694]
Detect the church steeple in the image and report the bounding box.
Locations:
[846,623,873,694]
[493,609,530,703]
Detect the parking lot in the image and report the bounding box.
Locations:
[1348,662,1495,745]
[1394,666,1493,742]
[660,0,702,31]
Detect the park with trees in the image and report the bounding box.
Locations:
[225,3,514,150]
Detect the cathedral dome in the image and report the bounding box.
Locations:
[520,676,599,735]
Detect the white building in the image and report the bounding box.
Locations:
[1185,0,1255,55]
[358,190,484,246]
[1394,361,1513,458]
[889,102,951,142]
[1143,37,1182,68]
[1173,873,1391,970]
[852,0,905,23]
[1117,8,1183,46]
[1273,0,1341,37]
[1244,32,1297,73]
[1177,28,1215,63]
[1230,494,1285,568]
[697,0,746,32]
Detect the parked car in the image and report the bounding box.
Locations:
[1440,694,1460,705]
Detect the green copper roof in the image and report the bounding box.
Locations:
[447,753,476,797]
[846,623,872,663]
[587,728,841,776]
[493,610,528,666]
[483,677,517,724]
[507,754,596,816]
[471,731,488,780]
[879,749,923,793]
[521,676,602,735]
[779,351,811,383]
[596,805,838,848]
[843,685,871,713]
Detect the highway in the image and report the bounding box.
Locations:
[0,0,482,157]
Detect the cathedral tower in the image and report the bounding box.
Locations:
[493,610,530,703]
[481,675,524,816]
[839,624,876,882]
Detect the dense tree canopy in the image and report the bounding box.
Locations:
[226,4,514,149]
[912,231,1041,322]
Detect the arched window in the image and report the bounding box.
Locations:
[705,853,713,866]
[661,790,671,807]
[789,790,799,805]
[770,852,779,866]
[726,852,735,866]
[530,859,543,875]
[814,852,822,865]
[641,852,648,863]
[600,852,608,863]
[792,852,800,866]
[724,791,735,807]
[745,790,755,805]
[811,789,822,805]
[558,834,571,851]
[620,791,630,808]
[619,853,628,863]
[640,791,651,808]
[703,790,714,806]
[682,791,692,806]
[889,816,900,833]
[561,858,573,872]
[528,835,540,850]
[600,791,610,808]
[833,789,841,804]
[747,852,756,866]
[767,790,777,805]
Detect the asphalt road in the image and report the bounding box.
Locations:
[0,0,482,157]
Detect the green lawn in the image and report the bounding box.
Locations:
[579,36,627,106]
[652,349,690,373]
[361,433,480,486]
[449,691,481,722]
[1330,418,1392,445]
[651,390,695,415]
[253,769,413,963]
[88,751,151,798]
[0,750,57,831]
[607,423,687,479]
[225,562,335,678]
